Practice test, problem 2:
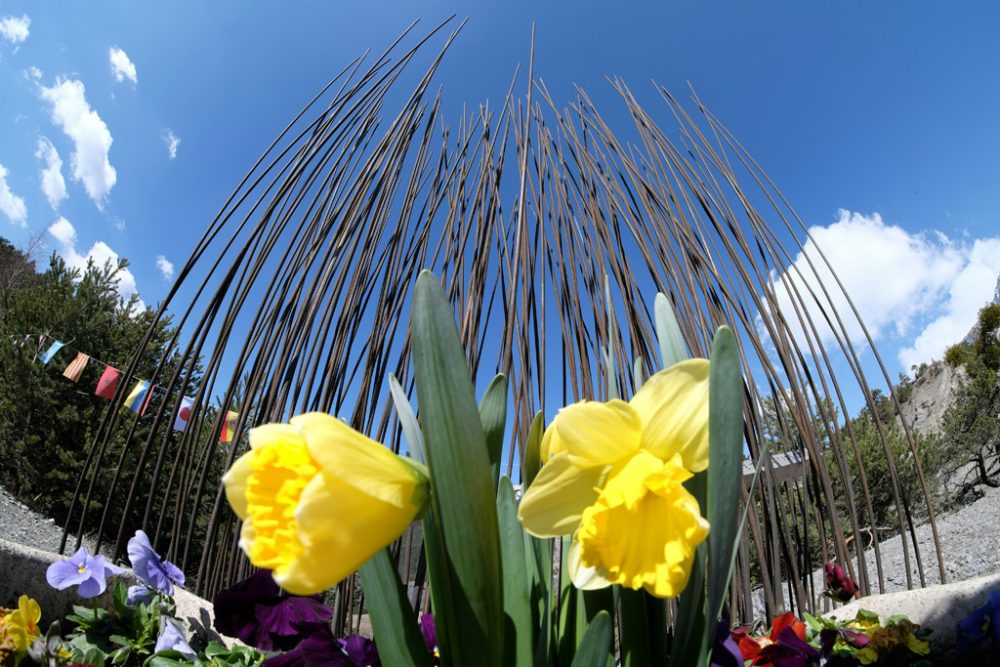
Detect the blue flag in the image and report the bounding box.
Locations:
[39,340,66,364]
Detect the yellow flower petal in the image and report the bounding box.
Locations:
[274,474,422,595]
[7,595,40,652]
[567,539,613,591]
[556,400,641,469]
[239,436,319,572]
[518,453,606,537]
[539,416,568,462]
[577,450,709,598]
[629,359,709,471]
[222,451,255,520]
[292,412,427,508]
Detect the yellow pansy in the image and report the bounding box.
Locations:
[6,595,41,652]
[518,359,711,598]
[223,412,430,595]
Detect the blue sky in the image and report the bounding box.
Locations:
[2,1,1000,412]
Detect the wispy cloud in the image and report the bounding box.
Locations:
[35,137,67,210]
[0,15,30,45]
[47,217,141,308]
[0,163,27,227]
[39,78,117,208]
[163,129,180,159]
[156,255,174,280]
[108,46,137,85]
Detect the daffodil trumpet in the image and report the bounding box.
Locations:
[223,412,430,595]
[518,358,711,598]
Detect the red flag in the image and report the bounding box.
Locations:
[95,366,121,400]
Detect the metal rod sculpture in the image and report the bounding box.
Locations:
[62,19,944,626]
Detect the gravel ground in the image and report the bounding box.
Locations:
[0,486,104,555]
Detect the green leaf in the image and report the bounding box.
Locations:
[389,373,426,464]
[707,326,744,625]
[570,611,613,667]
[498,476,534,667]
[410,271,504,667]
[358,549,432,667]
[654,293,688,367]
[619,589,651,667]
[521,411,544,491]
[480,374,508,490]
[671,471,707,667]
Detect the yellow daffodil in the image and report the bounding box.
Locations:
[518,358,710,598]
[6,595,41,652]
[223,412,430,595]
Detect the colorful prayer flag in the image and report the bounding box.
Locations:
[220,411,240,443]
[62,352,90,382]
[39,340,66,364]
[124,381,155,416]
[173,396,194,431]
[95,366,121,400]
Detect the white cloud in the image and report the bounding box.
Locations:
[763,209,1000,371]
[763,210,964,351]
[899,238,1000,369]
[39,78,117,207]
[108,46,137,85]
[46,217,142,307]
[25,65,41,80]
[0,15,30,45]
[35,137,67,210]
[156,255,174,280]
[0,163,28,227]
[163,129,180,159]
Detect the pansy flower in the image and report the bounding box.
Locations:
[956,588,1000,655]
[518,359,710,598]
[823,562,858,603]
[213,569,333,651]
[154,618,196,659]
[734,612,810,666]
[46,547,123,598]
[4,595,41,653]
[127,530,185,597]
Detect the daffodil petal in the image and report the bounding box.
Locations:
[222,450,255,520]
[567,538,613,591]
[273,474,420,595]
[539,419,567,461]
[518,453,606,538]
[292,412,426,509]
[248,423,306,449]
[556,399,641,468]
[629,358,710,471]
[578,452,710,598]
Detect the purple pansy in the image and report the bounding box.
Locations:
[154,618,197,659]
[213,569,333,651]
[710,620,743,667]
[339,636,380,666]
[45,547,124,599]
[127,584,155,606]
[419,614,439,662]
[127,530,185,596]
[956,588,1000,654]
[823,562,859,603]
[262,629,346,667]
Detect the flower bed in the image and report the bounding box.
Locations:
[3,273,999,666]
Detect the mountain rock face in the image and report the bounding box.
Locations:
[896,361,966,437]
